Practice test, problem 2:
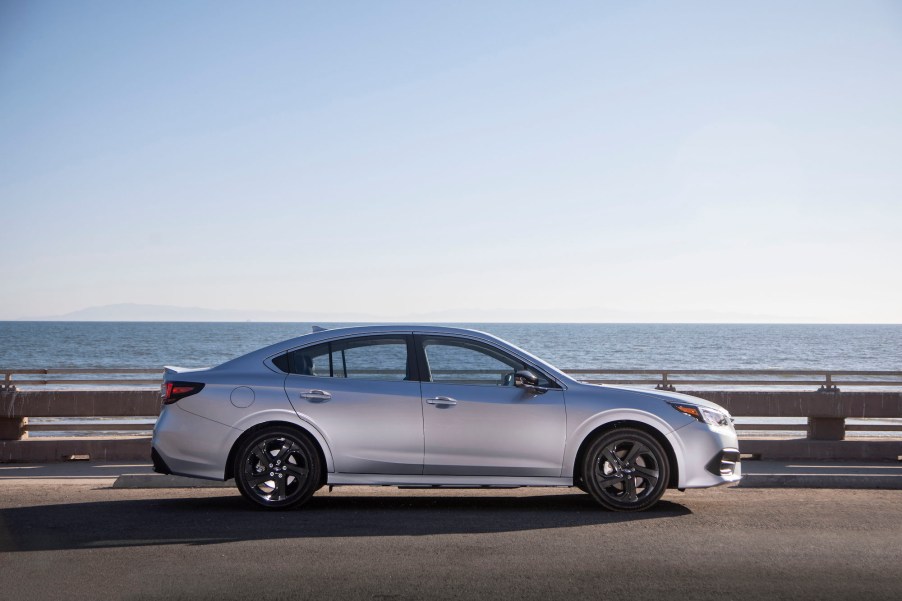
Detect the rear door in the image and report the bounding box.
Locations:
[282,334,423,474]
[416,335,566,477]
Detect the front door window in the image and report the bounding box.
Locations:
[421,337,553,387]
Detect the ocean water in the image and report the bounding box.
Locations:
[2,321,901,371]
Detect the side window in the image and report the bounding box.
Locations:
[275,338,410,381]
[273,343,331,377]
[331,337,409,381]
[293,343,331,376]
[422,337,551,387]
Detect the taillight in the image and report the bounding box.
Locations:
[161,381,205,405]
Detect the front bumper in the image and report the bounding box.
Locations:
[668,420,743,489]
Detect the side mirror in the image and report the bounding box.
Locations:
[514,370,546,394]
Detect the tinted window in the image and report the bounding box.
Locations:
[422,337,552,387]
[276,337,410,381]
[331,337,409,381]
[271,353,290,373]
[273,343,331,377]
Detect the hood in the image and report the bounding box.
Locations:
[592,384,731,414]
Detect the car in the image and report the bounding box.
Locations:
[152,325,741,511]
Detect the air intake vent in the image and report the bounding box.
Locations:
[706,449,741,476]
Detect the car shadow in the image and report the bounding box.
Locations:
[0,491,692,553]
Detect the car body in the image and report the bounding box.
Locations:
[152,325,741,511]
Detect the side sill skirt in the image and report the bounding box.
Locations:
[327,474,573,488]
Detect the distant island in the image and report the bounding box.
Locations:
[13,302,797,323]
[19,303,381,323]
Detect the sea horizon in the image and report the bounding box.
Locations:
[3,321,900,372]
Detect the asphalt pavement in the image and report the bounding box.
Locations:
[1,463,901,601]
[4,459,902,488]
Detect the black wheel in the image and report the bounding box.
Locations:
[582,428,670,512]
[234,427,322,510]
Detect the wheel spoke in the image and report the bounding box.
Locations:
[274,475,287,500]
[247,473,273,487]
[274,440,298,463]
[602,448,620,468]
[623,475,638,502]
[272,441,290,462]
[252,444,270,466]
[634,465,659,484]
[285,463,307,479]
[597,474,624,489]
[624,442,648,464]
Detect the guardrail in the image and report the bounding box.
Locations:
[1,368,162,390]
[4,368,902,392]
[1,368,901,462]
[566,369,902,392]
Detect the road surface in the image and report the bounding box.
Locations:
[1,481,900,600]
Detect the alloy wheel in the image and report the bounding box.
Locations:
[235,428,320,509]
[583,428,669,511]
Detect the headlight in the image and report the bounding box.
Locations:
[670,402,732,427]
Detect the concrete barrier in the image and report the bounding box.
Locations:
[0,390,159,462]
[1,389,900,463]
[687,390,902,461]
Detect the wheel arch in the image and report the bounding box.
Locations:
[225,420,331,486]
[571,419,680,490]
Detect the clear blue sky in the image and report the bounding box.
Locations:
[1,1,900,322]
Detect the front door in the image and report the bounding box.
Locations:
[416,335,566,477]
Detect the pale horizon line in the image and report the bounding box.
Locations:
[4,302,899,325]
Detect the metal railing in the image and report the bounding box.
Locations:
[1,368,162,390]
[565,369,902,392]
[4,367,902,392]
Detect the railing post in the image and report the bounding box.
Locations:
[817,372,840,393]
[1,371,15,392]
[656,372,676,391]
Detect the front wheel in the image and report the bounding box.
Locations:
[582,428,670,512]
[234,427,322,510]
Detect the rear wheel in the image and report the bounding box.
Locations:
[582,428,670,512]
[234,427,321,510]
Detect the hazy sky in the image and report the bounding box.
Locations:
[1,1,900,322]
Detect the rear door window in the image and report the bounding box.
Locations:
[274,336,413,381]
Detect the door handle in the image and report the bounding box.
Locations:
[300,390,332,402]
[425,396,457,405]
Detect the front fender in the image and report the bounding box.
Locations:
[562,409,684,481]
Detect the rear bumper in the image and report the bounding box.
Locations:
[152,404,237,480]
[151,447,172,475]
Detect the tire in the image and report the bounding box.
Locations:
[581,428,670,512]
[234,426,322,510]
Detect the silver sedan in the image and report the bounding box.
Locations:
[152,325,741,511]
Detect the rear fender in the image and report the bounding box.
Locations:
[228,408,336,473]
